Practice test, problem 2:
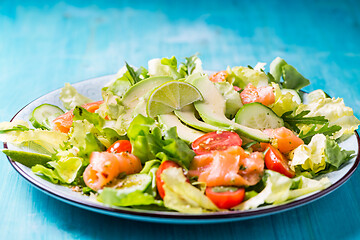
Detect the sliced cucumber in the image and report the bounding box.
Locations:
[235,102,284,130]
[29,104,64,130]
[107,173,151,194]
[281,89,302,104]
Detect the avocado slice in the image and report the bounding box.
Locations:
[158,113,205,143]
[192,76,270,142]
[174,105,226,132]
[3,149,52,168]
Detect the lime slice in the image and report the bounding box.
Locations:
[146,81,203,118]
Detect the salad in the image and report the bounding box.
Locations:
[1,55,359,213]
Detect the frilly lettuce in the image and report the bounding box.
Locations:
[148,55,204,79]
[0,121,68,154]
[148,57,182,79]
[290,134,327,173]
[214,82,243,119]
[97,92,124,120]
[68,119,106,160]
[47,156,83,183]
[127,114,195,168]
[102,64,148,98]
[98,161,163,208]
[0,120,29,133]
[102,76,131,98]
[226,66,269,88]
[296,90,360,140]
[59,83,93,110]
[140,159,161,197]
[289,134,354,174]
[72,106,122,148]
[233,170,330,210]
[32,150,83,184]
[102,66,131,98]
[270,83,300,116]
[162,167,218,213]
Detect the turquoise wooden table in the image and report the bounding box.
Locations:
[1,0,360,239]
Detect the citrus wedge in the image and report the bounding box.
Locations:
[146,81,203,118]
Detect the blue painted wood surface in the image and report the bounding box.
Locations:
[1,0,360,239]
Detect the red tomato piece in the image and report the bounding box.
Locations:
[107,140,132,153]
[52,101,104,133]
[205,187,245,209]
[209,71,228,82]
[155,161,182,199]
[191,131,243,155]
[264,144,295,178]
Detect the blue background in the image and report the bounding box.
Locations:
[1,0,360,239]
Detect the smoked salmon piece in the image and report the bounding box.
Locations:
[189,146,264,187]
[263,127,304,154]
[240,83,275,106]
[209,71,228,83]
[83,151,142,191]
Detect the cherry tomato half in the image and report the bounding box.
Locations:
[205,187,245,209]
[191,131,243,155]
[107,140,132,153]
[155,161,182,199]
[264,144,295,178]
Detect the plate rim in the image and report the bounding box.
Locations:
[3,75,360,223]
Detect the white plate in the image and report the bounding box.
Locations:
[4,75,360,224]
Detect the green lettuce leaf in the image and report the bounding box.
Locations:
[97,92,124,120]
[289,134,354,174]
[140,159,161,197]
[31,164,62,184]
[270,83,300,116]
[148,57,182,79]
[47,156,83,184]
[127,115,195,168]
[0,121,29,134]
[226,66,269,88]
[295,91,360,140]
[179,54,204,76]
[162,167,218,213]
[101,64,147,97]
[98,189,163,207]
[73,106,104,129]
[31,150,83,184]
[68,120,106,161]
[269,57,310,90]
[324,137,355,169]
[233,170,330,210]
[59,83,93,110]
[148,55,203,80]
[0,126,68,154]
